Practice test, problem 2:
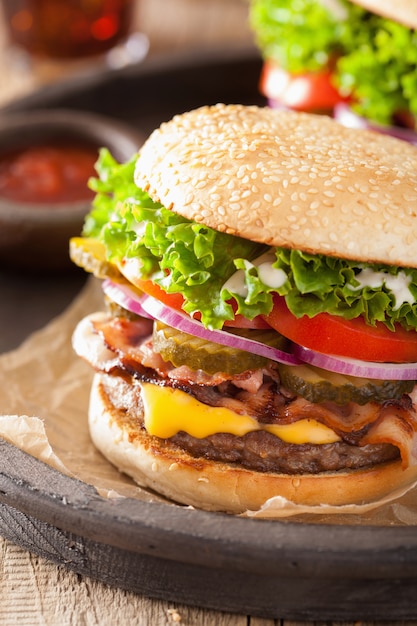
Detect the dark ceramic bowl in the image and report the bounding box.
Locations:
[0,109,142,271]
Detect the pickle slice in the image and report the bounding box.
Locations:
[70,237,123,280]
[278,363,415,405]
[152,322,287,375]
[104,296,141,321]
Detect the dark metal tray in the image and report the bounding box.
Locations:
[1,48,417,621]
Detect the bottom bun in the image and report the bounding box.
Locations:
[88,373,417,513]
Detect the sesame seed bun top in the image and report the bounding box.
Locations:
[134,104,417,269]
[349,0,417,29]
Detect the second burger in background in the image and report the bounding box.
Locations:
[250,0,417,142]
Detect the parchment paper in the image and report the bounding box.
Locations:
[0,277,161,502]
[1,276,417,524]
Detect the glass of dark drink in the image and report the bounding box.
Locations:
[0,0,148,79]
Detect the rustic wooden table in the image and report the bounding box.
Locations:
[0,539,267,626]
[0,2,415,624]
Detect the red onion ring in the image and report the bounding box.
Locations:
[103,280,155,320]
[334,103,417,145]
[102,279,301,366]
[103,279,417,381]
[293,344,417,381]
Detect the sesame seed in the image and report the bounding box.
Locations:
[134,103,417,268]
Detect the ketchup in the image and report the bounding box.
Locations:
[0,142,98,204]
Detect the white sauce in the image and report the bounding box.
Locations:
[120,256,144,284]
[223,252,416,313]
[222,250,287,298]
[223,269,248,297]
[132,221,147,236]
[350,268,415,310]
[258,261,287,289]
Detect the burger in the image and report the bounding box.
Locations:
[71,103,417,514]
[250,0,417,142]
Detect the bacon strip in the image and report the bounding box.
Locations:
[281,396,382,433]
[73,313,417,467]
[361,402,417,468]
[92,315,153,360]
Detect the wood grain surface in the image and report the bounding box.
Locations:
[0,535,273,625]
[0,536,234,625]
[2,534,416,626]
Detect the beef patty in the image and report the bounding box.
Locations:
[101,373,400,475]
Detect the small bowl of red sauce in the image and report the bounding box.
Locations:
[0,109,141,271]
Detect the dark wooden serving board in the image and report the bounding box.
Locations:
[1,47,417,620]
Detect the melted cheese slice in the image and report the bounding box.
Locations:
[140,383,340,444]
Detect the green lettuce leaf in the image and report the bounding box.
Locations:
[83,150,417,332]
[336,16,417,125]
[273,249,417,331]
[83,148,143,238]
[249,0,349,72]
[83,149,267,329]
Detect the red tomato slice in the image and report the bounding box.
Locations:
[136,279,269,329]
[223,299,271,329]
[136,279,185,311]
[224,314,271,329]
[263,294,417,363]
[260,60,347,112]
